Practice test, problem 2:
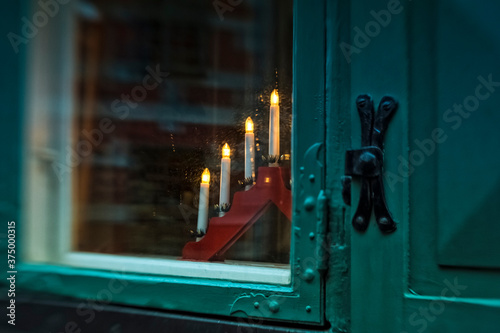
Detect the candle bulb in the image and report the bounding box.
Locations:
[269,89,280,166]
[196,168,210,241]
[245,117,255,190]
[219,143,231,216]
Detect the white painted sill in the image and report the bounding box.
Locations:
[61,252,291,285]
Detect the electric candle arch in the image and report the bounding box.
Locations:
[195,89,281,240]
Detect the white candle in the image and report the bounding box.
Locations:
[269,89,280,166]
[245,117,255,190]
[196,168,210,241]
[219,143,231,216]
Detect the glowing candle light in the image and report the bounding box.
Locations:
[196,168,210,241]
[245,117,255,190]
[219,143,231,216]
[269,89,280,166]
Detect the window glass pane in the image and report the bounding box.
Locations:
[73,0,293,265]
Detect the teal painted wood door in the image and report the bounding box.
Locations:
[329,0,500,332]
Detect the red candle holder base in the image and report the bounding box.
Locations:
[182,166,291,261]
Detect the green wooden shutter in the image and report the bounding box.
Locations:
[333,0,500,332]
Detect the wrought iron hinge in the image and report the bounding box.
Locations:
[342,94,398,234]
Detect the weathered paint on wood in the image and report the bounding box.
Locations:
[2,0,500,332]
[12,0,328,327]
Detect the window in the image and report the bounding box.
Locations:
[71,0,293,266]
[22,0,326,325]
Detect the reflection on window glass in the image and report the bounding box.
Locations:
[73,0,293,265]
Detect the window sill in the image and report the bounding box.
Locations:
[58,252,291,285]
